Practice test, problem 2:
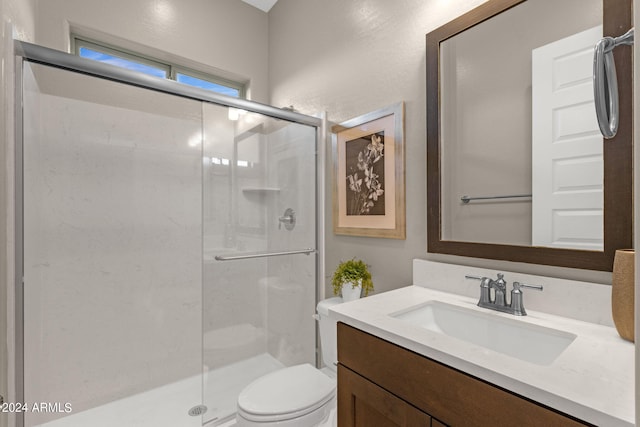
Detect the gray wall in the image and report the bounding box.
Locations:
[268,0,611,297]
[36,0,270,102]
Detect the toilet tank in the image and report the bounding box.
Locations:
[316,297,343,371]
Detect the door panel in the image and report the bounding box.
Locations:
[532,26,603,250]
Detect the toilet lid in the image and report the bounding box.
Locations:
[237,364,336,421]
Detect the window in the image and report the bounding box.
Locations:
[175,71,241,98]
[72,36,245,98]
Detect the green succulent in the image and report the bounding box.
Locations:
[331,258,374,297]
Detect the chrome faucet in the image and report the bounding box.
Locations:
[491,273,507,306]
[465,273,543,316]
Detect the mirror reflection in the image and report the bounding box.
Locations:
[440,0,603,250]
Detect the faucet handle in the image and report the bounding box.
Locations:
[465,275,492,305]
[510,282,543,316]
[512,282,543,292]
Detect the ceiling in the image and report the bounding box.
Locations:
[240,0,278,12]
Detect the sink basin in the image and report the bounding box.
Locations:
[390,301,576,365]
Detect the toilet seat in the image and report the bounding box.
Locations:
[237,364,336,423]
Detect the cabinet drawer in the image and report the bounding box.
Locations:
[338,323,592,427]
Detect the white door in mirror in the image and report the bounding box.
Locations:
[532,26,604,251]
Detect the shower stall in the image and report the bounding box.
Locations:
[14,41,323,427]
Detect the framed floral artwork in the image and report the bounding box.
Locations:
[332,102,405,239]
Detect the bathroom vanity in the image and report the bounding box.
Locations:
[338,323,588,427]
[331,260,634,427]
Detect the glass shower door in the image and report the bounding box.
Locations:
[202,105,317,425]
[21,62,204,427]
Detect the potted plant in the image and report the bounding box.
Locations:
[331,258,374,302]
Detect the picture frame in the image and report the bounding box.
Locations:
[332,102,405,239]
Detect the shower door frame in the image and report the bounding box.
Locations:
[13,40,325,427]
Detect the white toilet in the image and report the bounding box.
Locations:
[235,297,343,427]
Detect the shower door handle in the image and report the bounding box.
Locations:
[214,248,315,261]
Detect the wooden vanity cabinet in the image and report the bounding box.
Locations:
[338,366,433,426]
[337,323,593,427]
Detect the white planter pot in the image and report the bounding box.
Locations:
[341,281,362,302]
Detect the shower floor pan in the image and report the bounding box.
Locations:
[34,353,284,427]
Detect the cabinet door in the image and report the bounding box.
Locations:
[338,365,432,427]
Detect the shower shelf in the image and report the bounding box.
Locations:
[242,187,281,193]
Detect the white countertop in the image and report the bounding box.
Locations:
[330,285,635,427]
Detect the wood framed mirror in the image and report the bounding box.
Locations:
[426,0,632,271]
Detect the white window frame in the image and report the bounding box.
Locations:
[71,35,246,98]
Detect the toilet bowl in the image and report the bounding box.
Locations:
[236,298,343,427]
